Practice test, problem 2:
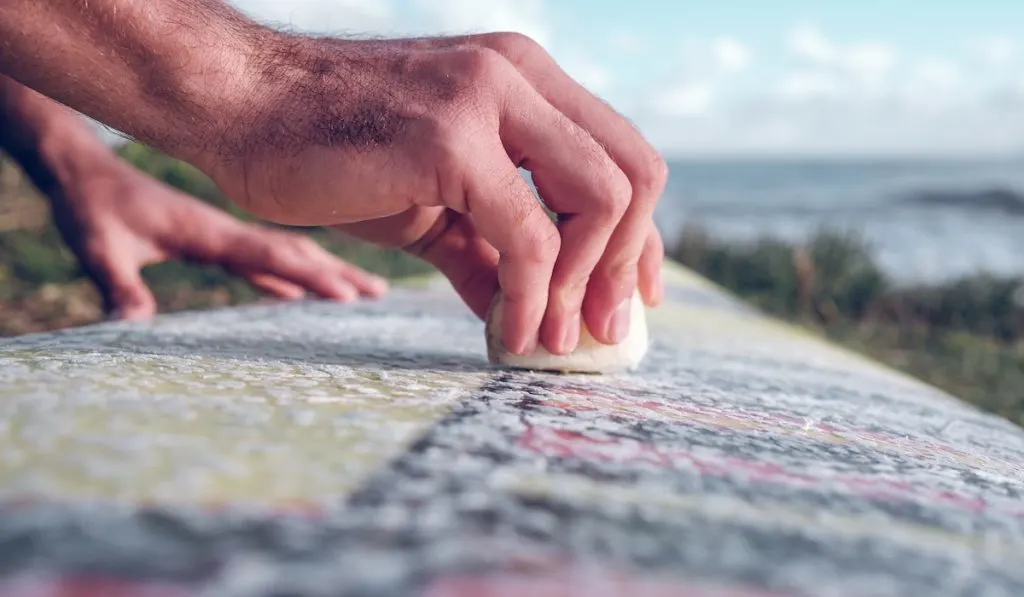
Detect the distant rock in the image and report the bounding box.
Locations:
[903,187,1024,215]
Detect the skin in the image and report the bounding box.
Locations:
[0,76,388,319]
[0,0,667,356]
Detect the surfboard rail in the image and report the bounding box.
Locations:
[2,261,1023,597]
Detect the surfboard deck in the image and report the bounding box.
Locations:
[2,261,1023,597]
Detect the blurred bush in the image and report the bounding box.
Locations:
[669,225,1024,426]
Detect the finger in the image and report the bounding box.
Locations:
[223,230,387,302]
[327,259,389,299]
[483,33,669,343]
[463,137,560,355]
[581,180,663,346]
[89,259,157,320]
[400,210,502,319]
[336,208,501,318]
[638,226,664,307]
[245,273,307,300]
[500,83,632,355]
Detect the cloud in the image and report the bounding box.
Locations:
[971,36,1017,66]
[644,35,752,119]
[677,36,753,79]
[789,23,897,82]
[640,23,1024,156]
[773,72,843,103]
[790,23,834,63]
[915,58,960,88]
[711,37,751,73]
[652,82,715,117]
[638,95,1024,157]
[843,42,897,81]
[886,58,965,114]
[558,55,613,94]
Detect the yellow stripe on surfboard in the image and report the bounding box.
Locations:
[0,351,489,508]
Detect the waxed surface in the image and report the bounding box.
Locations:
[1,263,1024,597]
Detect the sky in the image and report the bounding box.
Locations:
[228,0,1024,158]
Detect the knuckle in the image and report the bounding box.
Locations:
[421,113,481,173]
[417,47,510,125]
[291,235,322,257]
[459,46,512,85]
[557,270,591,303]
[601,258,639,287]
[481,31,543,64]
[608,171,634,216]
[632,148,669,200]
[255,234,296,270]
[432,125,467,168]
[260,243,286,270]
[522,222,561,265]
[591,168,633,222]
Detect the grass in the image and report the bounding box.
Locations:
[670,224,1024,426]
[1,143,1022,427]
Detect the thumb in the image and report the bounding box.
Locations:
[335,209,501,319]
[411,212,501,320]
[91,261,158,321]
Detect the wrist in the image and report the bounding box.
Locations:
[190,32,366,178]
[124,19,266,171]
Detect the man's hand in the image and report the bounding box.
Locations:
[0,76,387,319]
[0,1,667,356]
[208,33,668,356]
[48,156,389,320]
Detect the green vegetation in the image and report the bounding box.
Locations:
[671,225,1024,426]
[1,143,1021,426]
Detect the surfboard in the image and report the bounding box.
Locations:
[1,261,1023,597]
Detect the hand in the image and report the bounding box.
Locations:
[0,73,386,321]
[0,2,666,355]
[198,32,667,356]
[48,153,388,320]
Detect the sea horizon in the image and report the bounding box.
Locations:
[656,154,1024,286]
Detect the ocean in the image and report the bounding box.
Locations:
[653,157,1024,286]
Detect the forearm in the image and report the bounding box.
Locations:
[0,75,107,197]
[0,0,260,164]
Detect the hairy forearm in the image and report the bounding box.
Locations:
[0,0,261,164]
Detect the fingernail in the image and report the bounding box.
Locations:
[648,276,663,306]
[606,298,631,344]
[559,311,581,354]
